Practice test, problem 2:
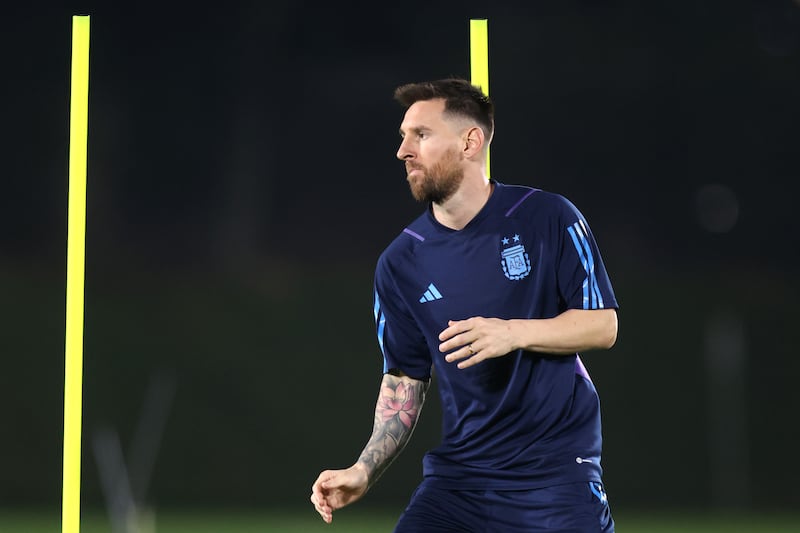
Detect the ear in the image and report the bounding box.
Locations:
[462,126,485,158]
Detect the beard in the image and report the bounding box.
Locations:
[406,148,464,204]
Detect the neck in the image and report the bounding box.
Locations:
[432,175,493,230]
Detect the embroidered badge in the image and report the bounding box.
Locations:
[500,234,531,280]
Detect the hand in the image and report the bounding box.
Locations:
[438,317,517,369]
[310,464,369,523]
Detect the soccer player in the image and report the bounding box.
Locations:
[310,78,618,532]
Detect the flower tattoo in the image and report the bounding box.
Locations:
[379,381,419,428]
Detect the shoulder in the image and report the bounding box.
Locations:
[376,211,430,273]
[496,182,582,222]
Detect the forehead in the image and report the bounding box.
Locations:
[399,98,448,131]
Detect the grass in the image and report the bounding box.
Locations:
[1,508,799,532]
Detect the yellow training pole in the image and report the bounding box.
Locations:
[62,14,90,533]
[469,18,490,178]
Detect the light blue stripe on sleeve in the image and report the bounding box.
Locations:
[567,225,591,309]
[576,220,604,308]
[568,221,605,310]
[374,290,388,371]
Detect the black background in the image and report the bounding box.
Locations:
[2,0,799,516]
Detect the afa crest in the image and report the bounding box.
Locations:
[500,234,531,280]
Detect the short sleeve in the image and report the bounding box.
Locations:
[373,255,432,380]
[555,197,618,311]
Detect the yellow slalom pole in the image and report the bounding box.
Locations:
[469,18,490,178]
[62,15,90,533]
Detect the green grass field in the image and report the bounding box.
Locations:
[1,509,799,532]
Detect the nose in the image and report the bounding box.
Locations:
[396,137,414,161]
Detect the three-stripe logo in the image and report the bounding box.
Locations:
[419,283,442,303]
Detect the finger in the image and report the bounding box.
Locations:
[439,338,462,354]
[456,349,490,369]
[457,350,486,369]
[311,474,335,511]
[312,471,335,493]
[310,492,329,507]
[444,343,475,363]
[310,492,326,511]
[438,319,468,342]
[439,331,476,353]
[311,494,333,520]
[312,496,332,520]
[311,472,336,523]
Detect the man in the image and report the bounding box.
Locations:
[311,78,618,532]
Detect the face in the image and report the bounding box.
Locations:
[396,99,465,204]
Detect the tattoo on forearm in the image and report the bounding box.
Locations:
[357,374,428,486]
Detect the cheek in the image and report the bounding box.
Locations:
[421,143,447,161]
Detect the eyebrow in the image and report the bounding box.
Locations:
[399,126,431,138]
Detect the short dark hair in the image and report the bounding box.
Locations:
[394,78,494,141]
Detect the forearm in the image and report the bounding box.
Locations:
[511,308,618,355]
[355,372,429,488]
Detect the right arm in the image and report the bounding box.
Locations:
[310,372,429,523]
[358,371,429,487]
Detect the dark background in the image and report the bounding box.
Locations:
[2,0,799,518]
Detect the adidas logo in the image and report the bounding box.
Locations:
[419,283,443,303]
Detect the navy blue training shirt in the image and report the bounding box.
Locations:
[373,181,618,490]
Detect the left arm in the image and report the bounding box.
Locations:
[439,308,617,369]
